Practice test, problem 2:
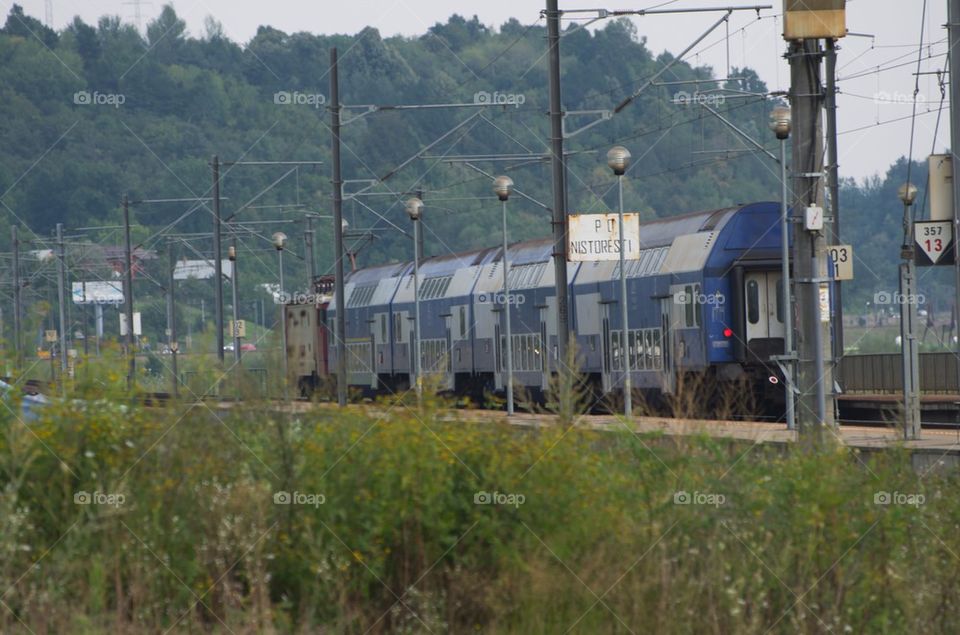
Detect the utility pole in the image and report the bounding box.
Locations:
[55,223,68,379]
[212,155,225,363]
[949,0,960,395]
[825,39,843,377]
[788,39,835,433]
[546,0,571,365]
[167,245,178,398]
[12,226,21,373]
[122,194,136,388]
[330,47,348,408]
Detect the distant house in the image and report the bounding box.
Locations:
[100,246,157,278]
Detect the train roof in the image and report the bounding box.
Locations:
[344,204,760,284]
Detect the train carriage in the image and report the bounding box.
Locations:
[290,201,809,413]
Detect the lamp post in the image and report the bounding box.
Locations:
[607,145,633,418]
[494,176,515,415]
[228,242,241,364]
[405,197,424,400]
[770,106,796,431]
[272,231,289,398]
[898,183,922,439]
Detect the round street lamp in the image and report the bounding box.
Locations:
[608,145,632,418]
[405,197,424,400]
[493,175,515,415]
[898,183,918,207]
[771,104,795,431]
[606,145,631,176]
[272,231,289,397]
[769,106,792,140]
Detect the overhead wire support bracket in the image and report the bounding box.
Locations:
[339,101,533,126]
[698,102,779,163]
[563,109,613,138]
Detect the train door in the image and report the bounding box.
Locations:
[660,298,676,394]
[744,271,785,348]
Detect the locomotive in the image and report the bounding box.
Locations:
[285,202,808,410]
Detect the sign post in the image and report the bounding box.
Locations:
[827,244,854,280]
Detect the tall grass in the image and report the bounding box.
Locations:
[0,372,958,633]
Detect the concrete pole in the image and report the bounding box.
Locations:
[788,39,835,433]
[55,223,68,380]
[305,216,317,288]
[412,219,423,401]
[122,195,136,389]
[948,0,960,395]
[278,247,288,400]
[900,198,922,438]
[212,155,225,363]
[825,38,844,371]
[501,198,514,415]
[167,245,178,398]
[780,138,796,431]
[12,226,21,373]
[230,239,241,364]
[330,47,348,407]
[546,0,571,365]
[618,175,632,418]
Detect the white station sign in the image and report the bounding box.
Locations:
[568,213,641,262]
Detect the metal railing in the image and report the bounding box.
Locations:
[840,353,959,394]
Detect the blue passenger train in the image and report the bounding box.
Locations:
[285,202,807,412]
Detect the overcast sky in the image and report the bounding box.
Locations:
[10,0,952,181]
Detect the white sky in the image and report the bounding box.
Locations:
[9,0,953,180]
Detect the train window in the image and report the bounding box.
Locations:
[459,306,466,337]
[394,313,402,342]
[380,315,387,342]
[684,285,695,328]
[746,280,760,325]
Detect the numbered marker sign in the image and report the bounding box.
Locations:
[914,221,955,266]
[827,244,854,280]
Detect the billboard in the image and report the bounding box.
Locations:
[173,259,233,280]
[72,281,124,305]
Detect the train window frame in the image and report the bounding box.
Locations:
[746,279,760,325]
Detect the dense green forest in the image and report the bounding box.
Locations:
[0,3,953,344]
